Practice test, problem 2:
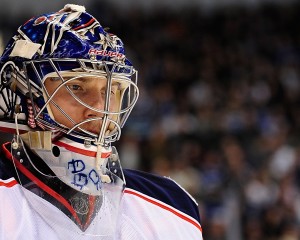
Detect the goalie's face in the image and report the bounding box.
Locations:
[44,74,121,137]
[19,59,139,145]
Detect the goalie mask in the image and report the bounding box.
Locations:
[0,4,139,237]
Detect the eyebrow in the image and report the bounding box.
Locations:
[112,82,120,86]
[49,76,121,88]
[63,77,87,82]
[50,76,92,81]
[49,76,86,82]
[112,82,121,90]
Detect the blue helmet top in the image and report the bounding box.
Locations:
[0,4,130,66]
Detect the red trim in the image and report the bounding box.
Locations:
[73,18,95,31]
[2,142,83,228]
[23,16,35,26]
[54,140,110,158]
[55,140,96,157]
[124,188,203,233]
[83,195,96,230]
[0,179,18,188]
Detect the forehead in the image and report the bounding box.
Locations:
[44,71,105,80]
[43,73,124,93]
[43,71,128,88]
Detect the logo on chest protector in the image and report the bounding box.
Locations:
[70,197,90,215]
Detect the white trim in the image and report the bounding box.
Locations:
[124,187,202,230]
[0,121,30,132]
[63,4,86,12]
[0,177,16,184]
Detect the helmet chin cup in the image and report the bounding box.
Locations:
[10,134,125,235]
[12,132,125,194]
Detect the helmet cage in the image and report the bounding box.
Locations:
[21,58,138,145]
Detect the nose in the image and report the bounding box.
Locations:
[83,90,106,118]
[81,90,106,135]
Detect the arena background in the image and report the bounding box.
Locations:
[1,1,300,239]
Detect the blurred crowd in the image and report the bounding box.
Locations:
[100,3,300,240]
[2,2,300,240]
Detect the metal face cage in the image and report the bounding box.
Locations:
[21,58,139,145]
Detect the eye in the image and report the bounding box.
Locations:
[67,84,84,92]
[100,89,106,97]
[70,85,81,90]
[111,84,119,95]
[99,89,115,99]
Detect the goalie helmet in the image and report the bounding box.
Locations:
[0,4,138,144]
[0,4,139,236]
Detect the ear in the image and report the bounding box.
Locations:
[0,62,21,119]
[1,61,16,87]
[0,61,29,96]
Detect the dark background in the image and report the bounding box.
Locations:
[1,1,300,239]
